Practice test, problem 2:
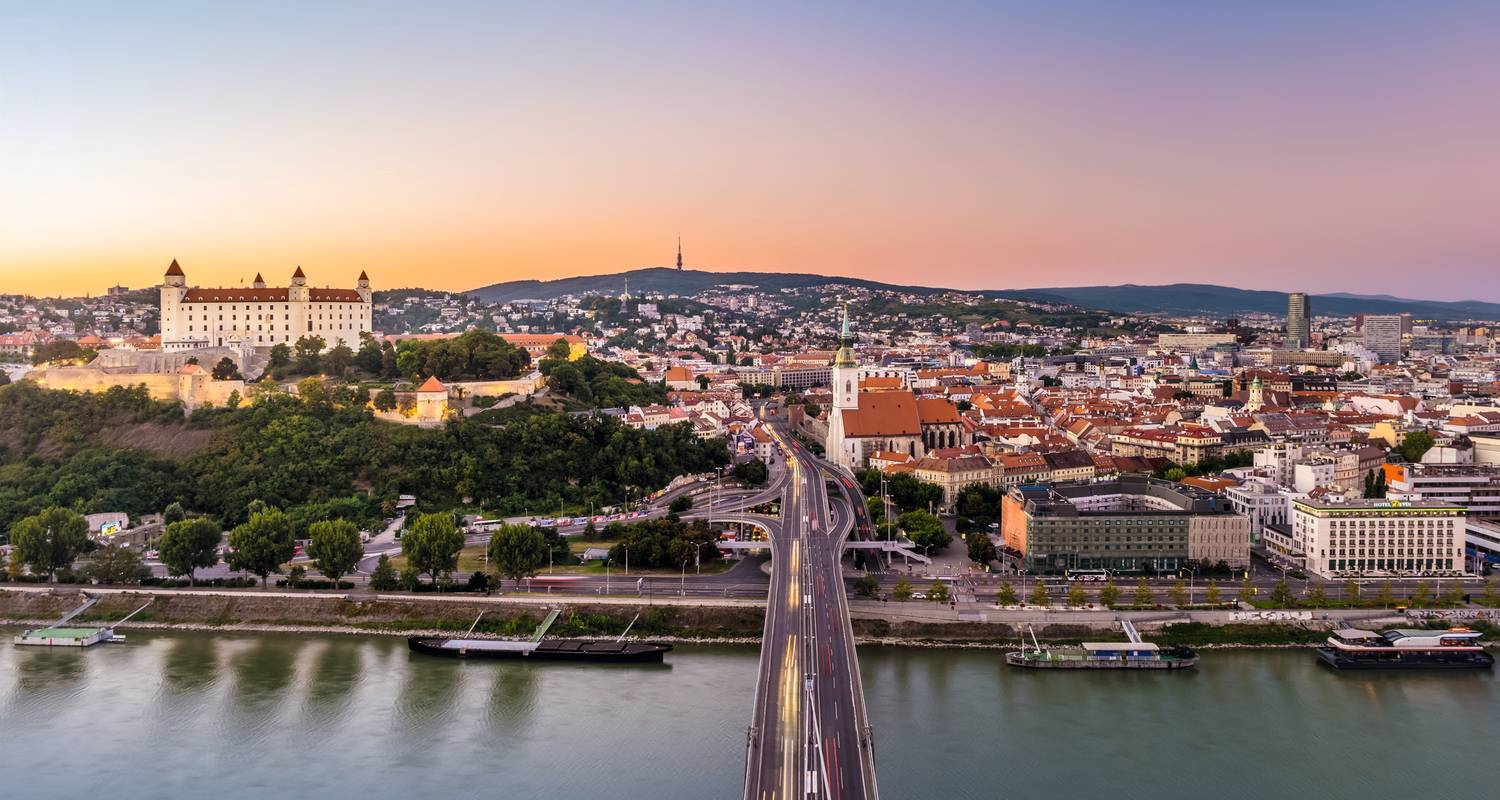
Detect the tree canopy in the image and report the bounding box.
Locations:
[157,517,222,583]
[307,518,363,584]
[487,524,548,587]
[9,506,90,580]
[402,512,464,584]
[395,330,531,382]
[227,507,296,587]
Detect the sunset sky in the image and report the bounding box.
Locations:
[4,1,1499,300]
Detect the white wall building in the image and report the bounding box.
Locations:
[160,260,372,351]
[1290,497,1466,579]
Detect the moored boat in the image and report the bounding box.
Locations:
[1316,627,1494,670]
[407,607,672,663]
[408,637,672,662]
[1005,623,1197,670]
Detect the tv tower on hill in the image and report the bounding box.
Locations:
[676,236,683,270]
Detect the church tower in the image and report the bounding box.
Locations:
[1247,375,1265,412]
[825,303,859,468]
[252,272,266,289]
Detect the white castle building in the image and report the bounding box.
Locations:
[159,259,372,351]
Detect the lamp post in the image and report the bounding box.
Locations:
[694,541,709,576]
[1180,565,1198,606]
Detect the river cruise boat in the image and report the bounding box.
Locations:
[1316,627,1494,670]
[1005,623,1198,670]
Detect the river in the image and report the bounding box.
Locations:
[2,630,1495,799]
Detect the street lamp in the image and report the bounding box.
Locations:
[694,541,710,575]
[1180,566,1198,606]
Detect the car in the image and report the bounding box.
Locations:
[910,592,927,600]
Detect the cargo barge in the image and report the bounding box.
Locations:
[1005,621,1197,670]
[407,608,672,663]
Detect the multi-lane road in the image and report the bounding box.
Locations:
[745,420,876,800]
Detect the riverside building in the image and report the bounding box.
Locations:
[1001,476,1251,575]
[1288,497,1466,579]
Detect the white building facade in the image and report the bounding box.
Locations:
[159,260,371,351]
[1290,498,1466,579]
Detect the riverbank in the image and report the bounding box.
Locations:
[10,586,1491,648]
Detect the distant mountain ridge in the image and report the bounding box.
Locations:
[465,270,1500,320]
[986,283,1500,320]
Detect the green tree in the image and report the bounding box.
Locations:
[488,524,548,588]
[1344,578,1361,605]
[287,564,307,587]
[732,458,768,486]
[369,553,398,590]
[1397,430,1435,463]
[1133,578,1153,608]
[1099,581,1120,608]
[1307,584,1328,607]
[898,509,950,553]
[1029,581,1050,607]
[1066,583,1086,607]
[268,342,291,369]
[929,579,950,603]
[1411,581,1432,608]
[892,576,913,601]
[9,507,89,581]
[669,495,694,514]
[1164,467,1187,483]
[1169,580,1188,607]
[227,507,296,588]
[402,511,464,584]
[546,338,573,360]
[158,517,222,584]
[355,336,384,374]
[853,572,879,598]
[307,519,363,585]
[322,343,354,376]
[1269,578,1295,608]
[1204,580,1221,605]
[996,583,1018,606]
[211,356,242,381]
[1377,580,1395,608]
[82,545,150,584]
[372,387,397,412]
[1237,576,1255,604]
[966,533,998,565]
[162,501,187,526]
[293,335,326,373]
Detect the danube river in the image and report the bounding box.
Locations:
[2,630,1495,799]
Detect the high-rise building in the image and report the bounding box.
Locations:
[1363,314,1404,363]
[1285,292,1310,349]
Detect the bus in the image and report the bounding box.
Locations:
[1065,569,1110,582]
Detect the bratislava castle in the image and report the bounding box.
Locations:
[158,259,372,351]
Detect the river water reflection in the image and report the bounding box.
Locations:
[2,630,1494,799]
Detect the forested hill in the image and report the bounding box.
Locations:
[0,381,727,536]
[466,268,1500,320]
[467,267,948,303]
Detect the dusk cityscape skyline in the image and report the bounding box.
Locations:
[6,2,1500,300]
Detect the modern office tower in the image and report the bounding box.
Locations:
[1285,292,1310,349]
[1363,314,1404,363]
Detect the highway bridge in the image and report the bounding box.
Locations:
[744,420,878,800]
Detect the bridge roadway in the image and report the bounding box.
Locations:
[745,423,877,800]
